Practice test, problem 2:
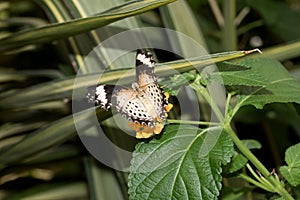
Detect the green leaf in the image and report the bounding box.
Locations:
[0,0,176,52]
[274,197,285,200]
[280,143,300,187]
[242,139,261,150]
[162,72,197,95]
[223,140,261,174]
[280,166,300,187]
[246,0,300,42]
[221,186,252,200]
[284,143,300,168]
[128,125,234,200]
[223,153,248,174]
[211,58,300,109]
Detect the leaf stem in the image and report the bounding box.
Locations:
[245,164,273,192]
[190,76,224,122]
[224,92,232,118]
[167,119,220,126]
[238,173,273,192]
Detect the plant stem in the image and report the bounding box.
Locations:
[167,119,220,126]
[190,79,224,122]
[245,164,274,192]
[224,123,294,200]
[223,0,237,51]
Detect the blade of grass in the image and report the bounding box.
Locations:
[24,145,81,165]
[0,122,46,140]
[0,70,65,82]
[0,108,109,169]
[84,157,125,200]
[243,39,300,61]
[160,0,208,53]
[40,0,147,73]
[4,182,88,200]
[222,0,237,50]
[0,0,176,52]
[160,0,211,123]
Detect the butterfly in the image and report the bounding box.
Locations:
[86,49,173,139]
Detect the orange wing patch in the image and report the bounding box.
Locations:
[128,92,173,139]
[128,120,164,139]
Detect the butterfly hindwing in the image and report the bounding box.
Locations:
[87,84,124,110]
[88,84,156,126]
[141,83,167,121]
[114,89,155,126]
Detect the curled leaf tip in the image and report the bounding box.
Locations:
[243,48,262,55]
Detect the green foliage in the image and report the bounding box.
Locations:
[0,0,176,52]
[126,55,299,199]
[128,125,234,200]
[212,58,300,109]
[242,139,262,149]
[280,143,300,187]
[223,139,261,174]
[246,0,300,41]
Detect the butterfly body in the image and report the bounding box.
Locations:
[87,50,172,138]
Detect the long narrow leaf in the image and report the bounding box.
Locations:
[245,39,300,61]
[0,0,176,52]
[0,108,107,168]
[5,182,88,200]
[0,50,259,108]
[160,0,207,53]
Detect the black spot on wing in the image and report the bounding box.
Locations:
[119,97,155,127]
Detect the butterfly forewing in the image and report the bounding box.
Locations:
[135,50,167,121]
[135,49,157,87]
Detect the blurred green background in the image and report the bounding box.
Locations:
[0,0,299,199]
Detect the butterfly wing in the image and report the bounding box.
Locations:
[135,49,157,87]
[87,84,155,125]
[135,50,168,122]
[87,84,126,110]
[86,49,172,138]
[113,90,155,126]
